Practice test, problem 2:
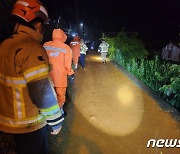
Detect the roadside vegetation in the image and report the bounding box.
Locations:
[104,32,180,111]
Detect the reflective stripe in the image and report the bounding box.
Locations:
[13,88,20,118]
[13,87,25,118]
[102,46,108,51]
[45,111,64,126]
[40,6,48,18]
[80,44,88,54]
[0,114,44,127]
[16,1,28,6]
[23,64,49,82]
[45,111,62,120]
[16,88,22,118]
[0,73,26,87]
[44,46,67,53]
[70,42,78,45]
[25,67,47,79]
[47,118,64,126]
[49,52,59,57]
[40,104,60,116]
[99,45,108,52]
[6,79,26,85]
[41,108,60,116]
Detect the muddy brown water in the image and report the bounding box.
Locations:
[49,53,180,154]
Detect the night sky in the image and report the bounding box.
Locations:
[41,0,180,43]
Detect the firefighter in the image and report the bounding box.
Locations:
[0,0,64,153]
[70,36,81,69]
[43,29,74,113]
[79,39,88,69]
[98,40,109,64]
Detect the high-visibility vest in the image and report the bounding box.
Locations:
[99,42,109,53]
[80,43,88,55]
[0,25,63,133]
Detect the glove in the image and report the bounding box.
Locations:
[69,74,75,84]
[51,126,62,135]
[71,74,75,80]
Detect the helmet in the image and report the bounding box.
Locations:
[73,36,80,42]
[12,0,48,24]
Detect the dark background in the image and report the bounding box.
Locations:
[0,0,180,49]
[41,0,180,43]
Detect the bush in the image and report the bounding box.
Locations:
[104,32,180,111]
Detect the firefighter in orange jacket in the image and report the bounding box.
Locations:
[70,36,81,69]
[44,29,74,111]
[0,1,64,153]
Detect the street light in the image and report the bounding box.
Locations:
[80,22,84,39]
[80,23,83,27]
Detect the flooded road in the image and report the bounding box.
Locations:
[50,53,180,154]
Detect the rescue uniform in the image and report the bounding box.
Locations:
[70,36,80,69]
[44,29,74,108]
[79,41,88,68]
[98,41,109,63]
[0,25,64,153]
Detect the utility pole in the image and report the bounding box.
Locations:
[57,15,61,28]
[56,0,66,28]
[75,0,79,35]
[179,25,180,46]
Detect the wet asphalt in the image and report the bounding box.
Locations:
[49,52,180,154]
